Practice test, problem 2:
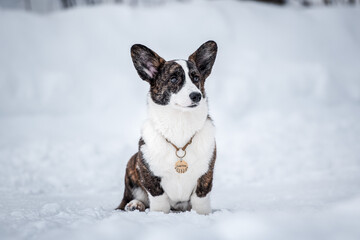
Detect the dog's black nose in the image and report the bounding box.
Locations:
[189,92,202,103]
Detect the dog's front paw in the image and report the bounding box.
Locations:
[191,193,212,215]
[125,200,146,212]
[150,204,170,213]
[150,201,170,213]
[149,194,171,213]
[192,205,212,215]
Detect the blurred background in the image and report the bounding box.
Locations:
[0,0,359,12]
[0,1,359,240]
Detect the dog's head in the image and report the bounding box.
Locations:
[130,41,217,110]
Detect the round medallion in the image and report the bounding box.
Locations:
[175,160,188,174]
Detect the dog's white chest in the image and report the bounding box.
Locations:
[141,119,215,202]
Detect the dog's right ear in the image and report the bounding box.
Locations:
[131,44,165,83]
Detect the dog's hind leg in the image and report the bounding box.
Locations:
[124,199,145,211]
[116,153,148,211]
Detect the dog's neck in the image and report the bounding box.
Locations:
[147,94,208,146]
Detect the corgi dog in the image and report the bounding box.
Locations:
[116,41,217,214]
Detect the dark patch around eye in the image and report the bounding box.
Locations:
[149,61,186,105]
[187,60,206,97]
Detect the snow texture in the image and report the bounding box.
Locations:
[1,1,360,240]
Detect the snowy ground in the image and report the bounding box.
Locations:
[1,1,360,240]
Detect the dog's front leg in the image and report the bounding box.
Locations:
[148,193,171,213]
[191,156,215,215]
[191,192,211,215]
[137,148,170,213]
[141,176,170,213]
[191,147,216,215]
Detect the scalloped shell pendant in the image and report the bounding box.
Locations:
[175,159,188,174]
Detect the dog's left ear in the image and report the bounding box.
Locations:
[188,40,217,80]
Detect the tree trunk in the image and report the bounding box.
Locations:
[24,0,32,11]
[61,0,76,9]
[252,0,286,5]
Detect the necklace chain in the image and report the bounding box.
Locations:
[165,134,196,158]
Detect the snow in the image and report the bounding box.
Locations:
[1,1,360,240]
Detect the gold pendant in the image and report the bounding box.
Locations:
[175,159,188,174]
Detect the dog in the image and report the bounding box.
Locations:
[116,41,217,214]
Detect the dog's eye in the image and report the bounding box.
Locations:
[193,76,199,82]
[170,77,178,83]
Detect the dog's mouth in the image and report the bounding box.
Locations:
[188,104,198,108]
[175,103,199,109]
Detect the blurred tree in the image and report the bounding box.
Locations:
[86,0,105,4]
[301,0,312,6]
[24,0,32,10]
[252,0,286,5]
[1,0,357,12]
[61,0,76,8]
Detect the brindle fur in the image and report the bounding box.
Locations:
[149,61,186,105]
[137,139,164,196]
[116,152,141,210]
[188,41,217,80]
[195,146,216,197]
[116,138,163,210]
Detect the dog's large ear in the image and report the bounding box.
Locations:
[188,40,217,80]
[131,44,165,83]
